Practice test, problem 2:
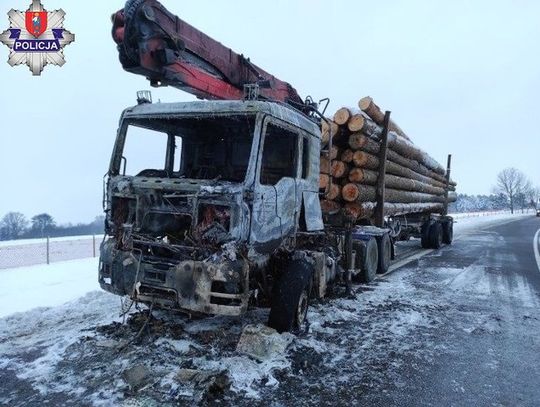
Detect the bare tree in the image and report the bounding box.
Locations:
[0,212,28,240]
[493,168,527,214]
[31,213,56,237]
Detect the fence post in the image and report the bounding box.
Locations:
[93,234,96,258]
[46,236,50,265]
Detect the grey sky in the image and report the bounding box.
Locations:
[1,0,539,224]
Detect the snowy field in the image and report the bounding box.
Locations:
[0,211,537,405]
[0,235,99,270]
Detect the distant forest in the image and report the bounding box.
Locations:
[0,212,104,241]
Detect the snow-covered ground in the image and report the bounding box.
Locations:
[0,258,99,318]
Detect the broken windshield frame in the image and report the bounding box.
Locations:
[111,114,257,183]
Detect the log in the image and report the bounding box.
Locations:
[330,160,348,178]
[328,145,339,161]
[319,174,329,190]
[352,151,379,169]
[333,107,358,126]
[321,199,341,214]
[358,96,411,141]
[348,168,447,195]
[340,149,354,163]
[347,113,382,136]
[350,151,455,189]
[344,202,445,221]
[320,157,331,174]
[348,133,455,187]
[321,119,339,146]
[342,183,456,204]
[325,183,342,201]
[385,132,446,176]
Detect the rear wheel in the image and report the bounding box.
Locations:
[377,233,392,274]
[442,220,453,244]
[268,258,313,333]
[421,221,432,248]
[429,221,443,249]
[353,240,378,283]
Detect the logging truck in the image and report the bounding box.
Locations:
[99,0,455,333]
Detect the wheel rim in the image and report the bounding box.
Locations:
[296,290,308,326]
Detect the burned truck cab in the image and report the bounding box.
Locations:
[99,99,323,316]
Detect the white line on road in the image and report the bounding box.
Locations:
[379,248,435,278]
[534,228,540,273]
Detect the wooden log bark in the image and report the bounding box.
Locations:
[349,150,456,189]
[344,202,445,221]
[342,183,456,204]
[348,168,447,195]
[347,113,382,136]
[358,96,411,142]
[348,133,455,187]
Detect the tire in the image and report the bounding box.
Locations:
[421,221,432,248]
[377,233,392,274]
[429,221,443,249]
[442,221,453,244]
[353,240,377,283]
[268,258,313,333]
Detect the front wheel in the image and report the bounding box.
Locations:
[268,258,313,333]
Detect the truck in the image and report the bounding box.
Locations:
[99,0,454,333]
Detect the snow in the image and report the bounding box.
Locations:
[0,258,100,318]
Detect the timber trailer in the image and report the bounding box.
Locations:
[99,0,454,332]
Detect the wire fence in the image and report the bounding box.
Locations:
[0,235,100,270]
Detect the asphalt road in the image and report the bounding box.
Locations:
[1,214,539,406]
[363,214,540,406]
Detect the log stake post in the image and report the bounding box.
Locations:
[46,236,50,265]
[320,118,333,199]
[345,225,353,296]
[374,111,391,227]
[443,154,452,215]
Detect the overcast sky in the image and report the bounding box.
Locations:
[1,0,539,224]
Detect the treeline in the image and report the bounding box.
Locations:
[0,212,105,241]
[448,194,512,213]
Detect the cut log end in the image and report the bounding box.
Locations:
[342,183,360,202]
[358,96,374,111]
[333,107,351,126]
[347,114,365,133]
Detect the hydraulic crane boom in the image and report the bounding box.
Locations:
[112,0,305,109]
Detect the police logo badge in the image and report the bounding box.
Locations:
[0,0,74,75]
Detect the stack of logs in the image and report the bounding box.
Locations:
[320,96,457,222]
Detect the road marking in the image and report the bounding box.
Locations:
[379,248,435,278]
[534,228,540,273]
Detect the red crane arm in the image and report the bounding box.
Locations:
[111,0,305,107]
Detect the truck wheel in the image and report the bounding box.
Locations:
[421,221,432,249]
[268,259,313,333]
[429,221,443,249]
[442,221,453,244]
[353,240,377,283]
[377,233,392,274]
